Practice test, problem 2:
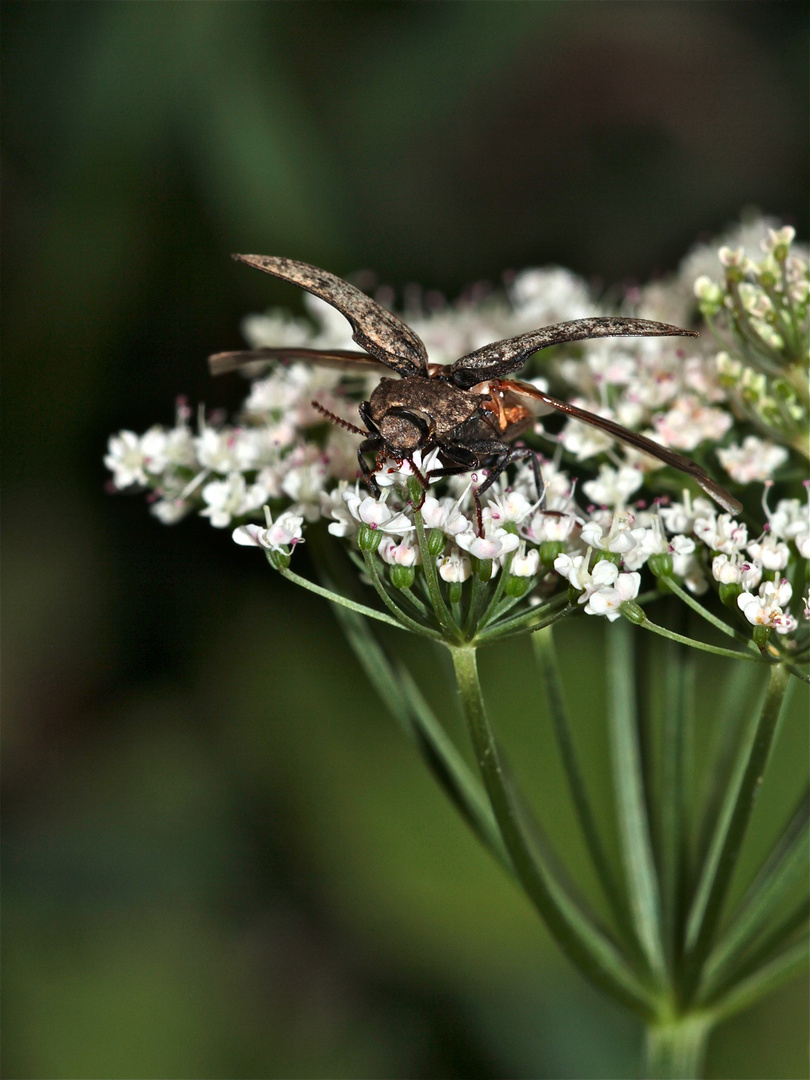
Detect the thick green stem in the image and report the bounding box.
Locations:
[642,1014,713,1080]
[451,644,655,1014]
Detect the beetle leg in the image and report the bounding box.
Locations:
[357,436,384,497]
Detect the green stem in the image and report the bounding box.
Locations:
[532,628,642,958]
[658,577,758,652]
[658,638,694,975]
[709,934,809,1024]
[477,549,514,629]
[361,550,443,638]
[412,509,458,638]
[682,662,791,1000]
[451,644,655,1014]
[606,623,668,986]
[329,602,511,871]
[475,596,572,643]
[278,565,424,633]
[638,617,767,664]
[642,1014,713,1080]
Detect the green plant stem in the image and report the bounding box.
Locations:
[531,627,639,955]
[658,578,759,652]
[658,638,693,974]
[642,1014,713,1080]
[698,787,809,997]
[412,509,458,638]
[638,616,767,664]
[683,662,791,1001]
[278,564,428,633]
[476,596,572,643]
[478,550,515,629]
[329,602,511,871]
[361,550,443,638]
[606,622,668,987]
[451,644,655,1014]
[710,934,809,1023]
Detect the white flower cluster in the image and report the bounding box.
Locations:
[106,219,809,648]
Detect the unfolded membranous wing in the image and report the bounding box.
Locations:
[491,378,743,515]
[208,347,389,377]
[449,317,699,387]
[232,255,428,377]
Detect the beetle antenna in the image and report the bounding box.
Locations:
[311,400,366,436]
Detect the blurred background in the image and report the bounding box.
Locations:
[3,3,808,1077]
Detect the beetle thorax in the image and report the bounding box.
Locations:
[368,376,482,452]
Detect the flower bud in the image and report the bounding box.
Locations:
[357,525,382,552]
[427,529,446,557]
[619,600,646,625]
[390,564,416,590]
[505,575,531,598]
[594,550,621,567]
[540,540,565,565]
[407,477,423,506]
[448,581,463,604]
[476,558,494,583]
[648,552,673,578]
[693,275,723,316]
[719,581,743,608]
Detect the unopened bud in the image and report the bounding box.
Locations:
[719,582,743,608]
[594,550,621,567]
[357,525,382,552]
[427,529,446,556]
[619,601,646,625]
[648,553,673,578]
[505,575,531,598]
[476,558,493,583]
[390,564,416,590]
[540,540,565,565]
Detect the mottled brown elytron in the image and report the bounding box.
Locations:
[210,255,742,524]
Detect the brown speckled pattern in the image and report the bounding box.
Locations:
[232,255,428,376]
[449,317,699,383]
[368,376,481,436]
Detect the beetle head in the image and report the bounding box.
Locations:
[378,408,432,453]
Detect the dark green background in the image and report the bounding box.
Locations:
[3,3,808,1077]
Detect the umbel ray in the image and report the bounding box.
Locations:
[210,255,742,527]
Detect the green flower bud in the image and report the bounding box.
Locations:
[648,553,673,578]
[619,601,647,626]
[594,550,621,566]
[390,564,416,590]
[504,575,532,598]
[448,581,463,604]
[407,477,423,507]
[427,529,446,557]
[357,526,382,552]
[476,558,493,583]
[719,582,743,608]
[759,269,777,289]
[540,540,565,565]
